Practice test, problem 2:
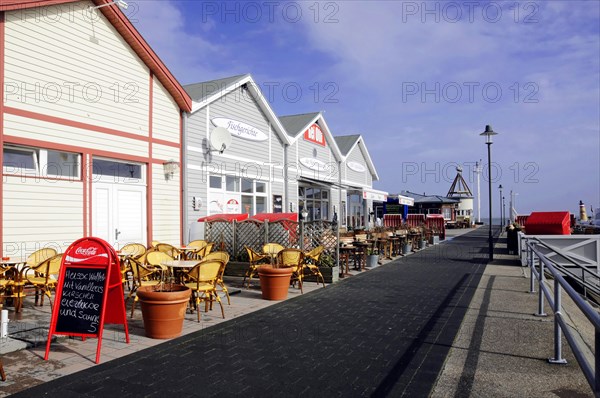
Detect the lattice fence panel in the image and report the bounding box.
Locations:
[235,220,266,261]
[206,221,235,255]
[268,221,300,249]
[303,221,336,253]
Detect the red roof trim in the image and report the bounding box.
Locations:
[0,0,191,112]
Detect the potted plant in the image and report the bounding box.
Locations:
[136,282,191,339]
[366,247,379,268]
[303,253,339,284]
[257,259,293,301]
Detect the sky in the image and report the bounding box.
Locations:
[125,0,599,219]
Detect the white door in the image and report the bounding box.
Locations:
[93,182,146,248]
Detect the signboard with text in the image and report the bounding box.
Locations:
[303,123,326,146]
[45,237,129,364]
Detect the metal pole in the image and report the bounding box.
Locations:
[595,329,600,394]
[487,143,493,262]
[529,242,535,293]
[536,254,547,316]
[503,196,506,228]
[476,160,481,224]
[498,185,504,229]
[549,278,566,363]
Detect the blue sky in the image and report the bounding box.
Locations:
[128,1,600,218]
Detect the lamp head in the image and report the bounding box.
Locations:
[480,124,498,144]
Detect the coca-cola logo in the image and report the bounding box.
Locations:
[75,247,98,256]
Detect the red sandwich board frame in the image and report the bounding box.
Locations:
[45,237,129,364]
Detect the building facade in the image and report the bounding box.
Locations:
[1,0,191,257]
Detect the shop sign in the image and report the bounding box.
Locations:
[347,161,366,173]
[398,195,415,206]
[273,195,283,213]
[299,157,329,172]
[212,118,268,142]
[363,190,387,202]
[303,124,326,146]
[226,198,241,213]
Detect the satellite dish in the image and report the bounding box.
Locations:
[210,127,232,154]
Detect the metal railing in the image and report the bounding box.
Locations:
[526,239,600,395]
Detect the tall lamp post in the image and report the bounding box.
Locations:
[498,184,503,228]
[503,196,506,227]
[481,125,497,262]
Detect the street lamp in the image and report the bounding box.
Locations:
[498,184,503,228]
[481,125,498,262]
[503,196,506,227]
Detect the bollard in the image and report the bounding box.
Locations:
[1,309,8,338]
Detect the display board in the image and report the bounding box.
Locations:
[45,237,129,364]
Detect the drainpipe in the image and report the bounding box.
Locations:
[284,144,289,212]
[182,112,189,244]
[337,159,342,269]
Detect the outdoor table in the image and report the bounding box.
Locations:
[161,260,199,284]
[1,258,27,313]
[353,242,369,271]
[338,246,355,277]
[388,237,400,257]
[174,246,201,260]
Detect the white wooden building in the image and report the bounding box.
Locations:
[1,0,191,257]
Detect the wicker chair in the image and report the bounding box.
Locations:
[243,246,268,288]
[184,260,224,322]
[202,251,231,305]
[276,248,305,294]
[303,245,325,287]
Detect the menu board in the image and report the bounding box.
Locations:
[55,267,107,334]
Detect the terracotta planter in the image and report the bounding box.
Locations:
[258,266,292,300]
[136,284,191,339]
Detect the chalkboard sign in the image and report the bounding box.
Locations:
[55,267,107,334]
[45,237,129,364]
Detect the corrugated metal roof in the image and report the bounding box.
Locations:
[279,112,320,137]
[334,135,360,156]
[184,74,248,102]
[400,191,459,204]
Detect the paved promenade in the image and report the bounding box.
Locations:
[1,227,595,397]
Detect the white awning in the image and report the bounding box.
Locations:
[362,188,388,202]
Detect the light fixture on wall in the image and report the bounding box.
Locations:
[163,159,180,181]
[301,207,309,220]
[90,0,129,10]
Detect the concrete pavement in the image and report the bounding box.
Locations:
[1,227,596,397]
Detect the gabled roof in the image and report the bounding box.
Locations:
[279,112,321,138]
[336,134,379,181]
[401,191,459,204]
[334,135,360,156]
[184,74,248,103]
[184,74,291,146]
[278,112,343,161]
[1,0,192,111]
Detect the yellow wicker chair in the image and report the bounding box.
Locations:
[276,248,305,294]
[23,248,58,307]
[126,257,163,318]
[202,251,231,305]
[0,265,14,308]
[26,248,57,268]
[243,246,268,288]
[184,260,224,322]
[185,240,207,260]
[263,243,284,264]
[25,254,63,308]
[119,243,147,290]
[303,245,326,287]
[155,243,181,259]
